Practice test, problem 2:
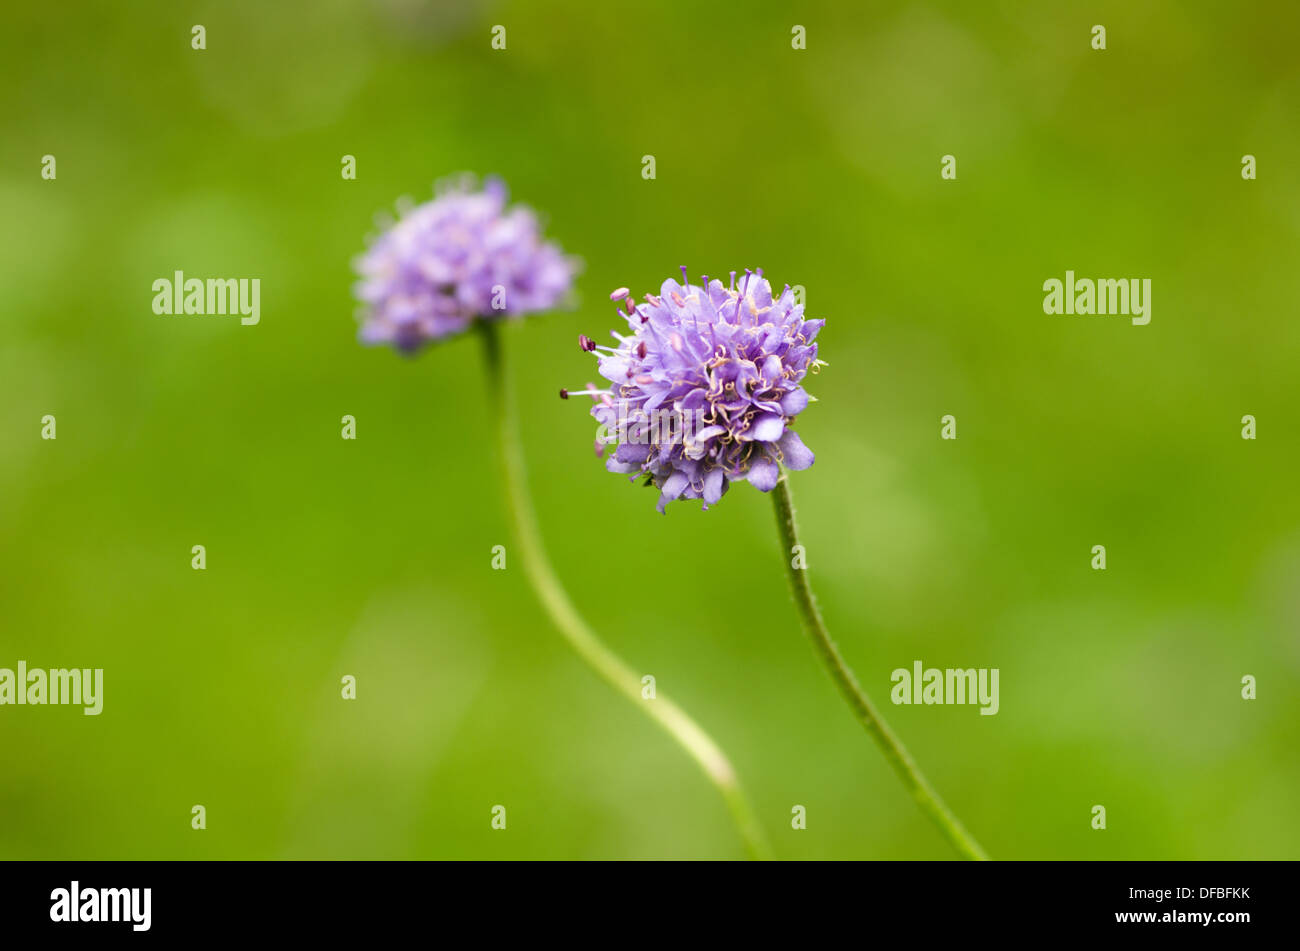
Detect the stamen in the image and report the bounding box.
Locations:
[579,334,596,352]
[609,287,630,301]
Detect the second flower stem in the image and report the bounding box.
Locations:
[477,321,772,860]
[772,475,989,861]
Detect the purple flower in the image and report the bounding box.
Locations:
[567,268,824,512]
[354,176,576,351]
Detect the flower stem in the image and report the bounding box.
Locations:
[771,475,989,860]
[476,321,772,860]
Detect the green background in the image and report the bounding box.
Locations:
[2,0,1297,859]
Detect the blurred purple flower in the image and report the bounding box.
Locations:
[354,176,576,351]
[567,268,824,512]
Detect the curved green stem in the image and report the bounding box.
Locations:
[772,476,989,860]
[477,321,772,860]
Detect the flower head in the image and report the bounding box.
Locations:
[566,268,824,512]
[354,176,576,351]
